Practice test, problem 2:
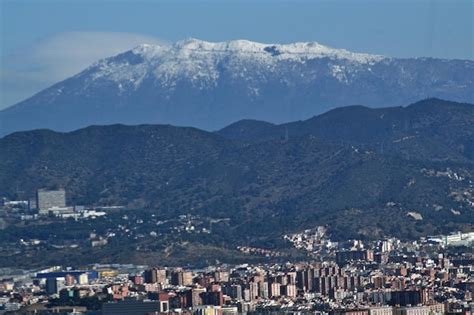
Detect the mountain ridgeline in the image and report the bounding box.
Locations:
[219,98,474,161]
[1,39,473,137]
[1,99,473,240]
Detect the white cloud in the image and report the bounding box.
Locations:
[1,31,166,109]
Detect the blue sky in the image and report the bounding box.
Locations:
[1,0,473,109]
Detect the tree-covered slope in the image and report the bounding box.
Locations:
[1,99,473,240]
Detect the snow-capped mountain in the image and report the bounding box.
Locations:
[1,38,473,136]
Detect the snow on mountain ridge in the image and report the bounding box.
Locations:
[80,38,386,91]
[130,38,385,62]
[1,37,472,137]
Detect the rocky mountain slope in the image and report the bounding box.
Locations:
[1,39,473,136]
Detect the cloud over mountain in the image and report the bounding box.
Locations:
[1,31,165,108]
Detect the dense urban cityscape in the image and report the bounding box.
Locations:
[0,190,473,314]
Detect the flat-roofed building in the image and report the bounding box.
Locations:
[102,300,163,315]
[36,189,66,214]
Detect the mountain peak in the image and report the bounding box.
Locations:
[78,38,386,97]
[1,39,473,137]
[126,38,385,63]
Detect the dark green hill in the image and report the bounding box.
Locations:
[1,99,473,243]
[218,98,474,162]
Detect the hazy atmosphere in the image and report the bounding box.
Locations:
[1,0,472,108]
